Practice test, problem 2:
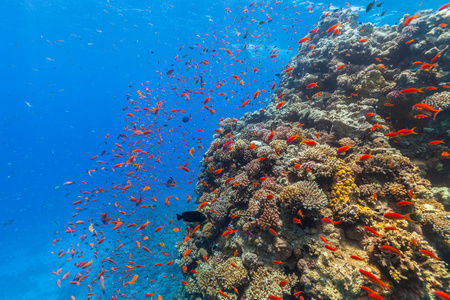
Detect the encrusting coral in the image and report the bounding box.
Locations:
[177,7,450,300]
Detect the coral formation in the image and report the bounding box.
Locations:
[177,7,450,300]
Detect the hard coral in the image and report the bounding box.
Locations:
[246,266,297,300]
[330,161,359,204]
[281,181,328,210]
[423,91,450,110]
[215,257,249,290]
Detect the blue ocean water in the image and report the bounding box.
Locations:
[0,0,446,299]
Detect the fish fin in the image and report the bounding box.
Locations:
[406,212,417,223]
[176,214,183,221]
[433,109,442,120]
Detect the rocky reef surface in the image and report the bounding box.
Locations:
[175,8,450,300]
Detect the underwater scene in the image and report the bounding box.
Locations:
[2,0,450,299]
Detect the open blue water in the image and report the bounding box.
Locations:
[0,0,445,299]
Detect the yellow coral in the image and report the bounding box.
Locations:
[330,160,359,204]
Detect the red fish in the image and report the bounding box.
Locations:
[404,14,417,27]
[360,153,372,161]
[337,144,351,154]
[413,103,442,120]
[364,226,382,237]
[435,291,450,300]
[359,269,391,290]
[397,127,417,135]
[428,139,445,145]
[379,245,402,258]
[306,82,318,89]
[438,3,450,11]
[327,22,340,33]
[400,88,424,94]
[419,249,441,259]
[384,212,416,222]
[301,138,317,147]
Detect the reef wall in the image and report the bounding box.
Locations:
[175,8,450,300]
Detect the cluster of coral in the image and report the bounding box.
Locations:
[175,8,450,300]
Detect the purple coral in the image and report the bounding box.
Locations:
[275,126,290,140]
[301,161,315,171]
[396,25,419,44]
[386,90,405,101]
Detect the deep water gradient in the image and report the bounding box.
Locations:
[0,0,447,299]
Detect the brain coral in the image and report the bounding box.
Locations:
[281,180,328,210]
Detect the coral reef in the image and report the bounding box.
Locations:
[178,7,450,300]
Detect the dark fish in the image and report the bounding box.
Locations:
[177,211,207,223]
[165,177,174,188]
[101,212,108,224]
[366,0,375,12]
[182,116,190,123]
[376,2,383,7]
[2,219,14,226]
[381,11,386,16]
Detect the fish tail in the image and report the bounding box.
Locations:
[405,212,417,222]
[176,214,183,221]
[433,109,442,120]
[418,87,425,93]
[411,127,418,134]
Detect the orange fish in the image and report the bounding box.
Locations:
[219,290,229,298]
[267,129,275,140]
[301,138,317,147]
[421,63,437,70]
[276,101,284,109]
[359,269,391,290]
[434,291,450,300]
[400,88,424,94]
[269,228,278,236]
[286,134,300,143]
[327,22,339,33]
[337,64,345,70]
[359,153,372,161]
[337,144,351,154]
[371,124,383,132]
[413,103,442,120]
[298,36,311,43]
[428,140,445,145]
[325,245,337,251]
[384,212,416,222]
[397,127,417,135]
[379,245,402,258]
[306,82,318,89]
[350,255,365,261]
[404,14,418,27]
[419,249,441,260]
[364,226,382,237]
